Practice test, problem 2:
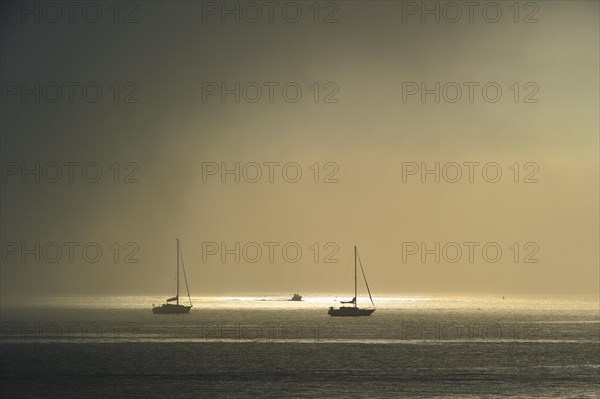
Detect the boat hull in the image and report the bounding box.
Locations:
[152,304,192,314]
[328,307,375,317]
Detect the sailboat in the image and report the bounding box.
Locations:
[328,246,375,316]
[152,239,193,314]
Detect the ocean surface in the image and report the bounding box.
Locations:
[1,295,598,398]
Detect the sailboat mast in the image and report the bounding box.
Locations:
[176,238,180,305]
[354,245,357,307]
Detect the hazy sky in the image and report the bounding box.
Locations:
[1,1,598,297]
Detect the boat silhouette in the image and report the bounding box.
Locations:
[152,239,193,314]
[328,246,375,316]
[291,293,302,301]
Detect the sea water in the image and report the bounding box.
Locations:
[1,295,598,398]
